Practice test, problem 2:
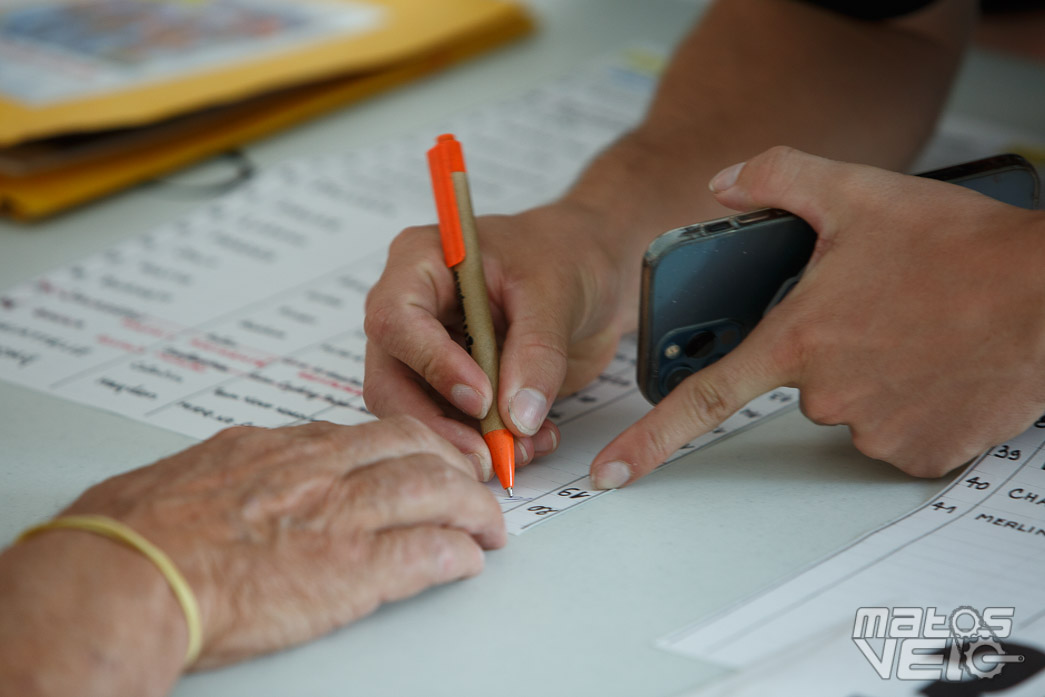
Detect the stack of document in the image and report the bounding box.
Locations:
[0,0,532,220]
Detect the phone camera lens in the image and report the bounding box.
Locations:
[685,331,716,359]
[718,327,740,347]
[664,367,693,393]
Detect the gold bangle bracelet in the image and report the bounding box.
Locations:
[18,514,203,668]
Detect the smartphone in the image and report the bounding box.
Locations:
[637,153,1042,404]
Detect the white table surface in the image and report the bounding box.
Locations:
[1,1,1043,695]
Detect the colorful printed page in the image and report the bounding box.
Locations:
[0,0,532,145]
[0,0,383,105]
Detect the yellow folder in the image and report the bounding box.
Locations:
[0,0,533,220]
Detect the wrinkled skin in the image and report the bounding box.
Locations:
[0,417,505,697]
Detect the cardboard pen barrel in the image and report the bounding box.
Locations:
[450,171,508,435]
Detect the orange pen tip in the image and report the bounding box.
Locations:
[483,428,515,491]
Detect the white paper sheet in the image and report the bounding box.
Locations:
[0,49,801,533]
[1,48,1042,537]
[663,422,1045,694]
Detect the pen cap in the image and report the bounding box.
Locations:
[435,133,466,172]
[427,134,468,267]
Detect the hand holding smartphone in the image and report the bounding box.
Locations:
[637,154,1041,404]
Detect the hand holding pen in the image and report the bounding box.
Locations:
[426,134,516,495]
[361,147,629,483]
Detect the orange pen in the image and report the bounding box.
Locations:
[427,134,516,497]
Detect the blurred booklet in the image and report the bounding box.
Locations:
[0,0,532,220]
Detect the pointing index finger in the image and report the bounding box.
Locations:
[590,336,788,489]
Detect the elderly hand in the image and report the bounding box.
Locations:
[0,418,505,697]
[591,147,1045,488]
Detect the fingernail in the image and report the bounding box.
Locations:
[514,438,532,465]
[469,452,493,482]
[451,384,487,419]
[532,425,558,455]
[508,388,547,436]
[592,460,631,490]
[709,162,745,193]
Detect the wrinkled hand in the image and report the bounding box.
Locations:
[592,146,1045,488]
[63,417,506,668]
[364,203,630,478]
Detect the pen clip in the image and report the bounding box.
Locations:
[427,134,467,268]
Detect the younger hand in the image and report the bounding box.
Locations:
[591,147,1045,488]
[364,204,631,477]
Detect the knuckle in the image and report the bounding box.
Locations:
[760,144,801,167]
[383,414,442,449]
[289,422,371,466]
[389,225,438,254]
[348,466,388,508]
[411,348,445,388]
[632,425,677,467]
[209,425,260,443]
[362,304,394,341]
[905,438,993,479]
[293,420,341,438]
[386,525,430,560]
[399,528,462,580]
[850,430,897,465]
[201,425,271,464]
[746,145,809,206]
[424,528,457,560]
[403,455,459,495]
[363,455,457,516]
[515,328,570,364]
[363,229,441,333]
[894,456,957,479]
[363,316,444,389]
[678,377,734,429]
[362,292,381,326]
[423,528,480,579]
[277,433,339,466]
[361,378,380,413]
[361,376,400,418]
[799,391,846,426]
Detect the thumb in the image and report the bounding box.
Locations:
[497,299,576,438]
[590,336,785,489]
[708,146,855,230]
